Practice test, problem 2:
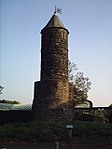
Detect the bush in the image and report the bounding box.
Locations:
[0,120,112,144]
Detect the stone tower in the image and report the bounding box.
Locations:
[32,13,70,120]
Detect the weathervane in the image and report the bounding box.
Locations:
[54,6,62,14]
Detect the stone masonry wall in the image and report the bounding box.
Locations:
[41,28,68,81]
[33,80,69,119]
[33,26,70,120]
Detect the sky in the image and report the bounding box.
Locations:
[0,0,112,106]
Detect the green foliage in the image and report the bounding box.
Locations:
[0,99,20,104]
[0,86,20,105]
[74,112,105,123]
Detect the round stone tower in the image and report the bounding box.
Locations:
[32,13,70,120]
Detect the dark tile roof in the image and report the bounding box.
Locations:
[43,14,65,29]
[0,103,13,111]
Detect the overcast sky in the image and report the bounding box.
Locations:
[0,0,112,106]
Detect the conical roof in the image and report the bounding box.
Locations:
[42,13,67,30]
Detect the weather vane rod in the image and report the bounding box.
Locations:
[54,6,62,14]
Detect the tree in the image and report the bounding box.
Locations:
[0,85,4,94]
[0,99,20,104]
[68,60,77,83]
[104,104,112,123]
[0,85,20,104]
[68,60,91,106]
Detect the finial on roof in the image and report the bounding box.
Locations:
[54,6,62,14]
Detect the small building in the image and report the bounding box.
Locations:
[0,103,34,124]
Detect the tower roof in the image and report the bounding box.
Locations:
[42,13,67,30]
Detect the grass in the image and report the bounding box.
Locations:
[0,120,112,148]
